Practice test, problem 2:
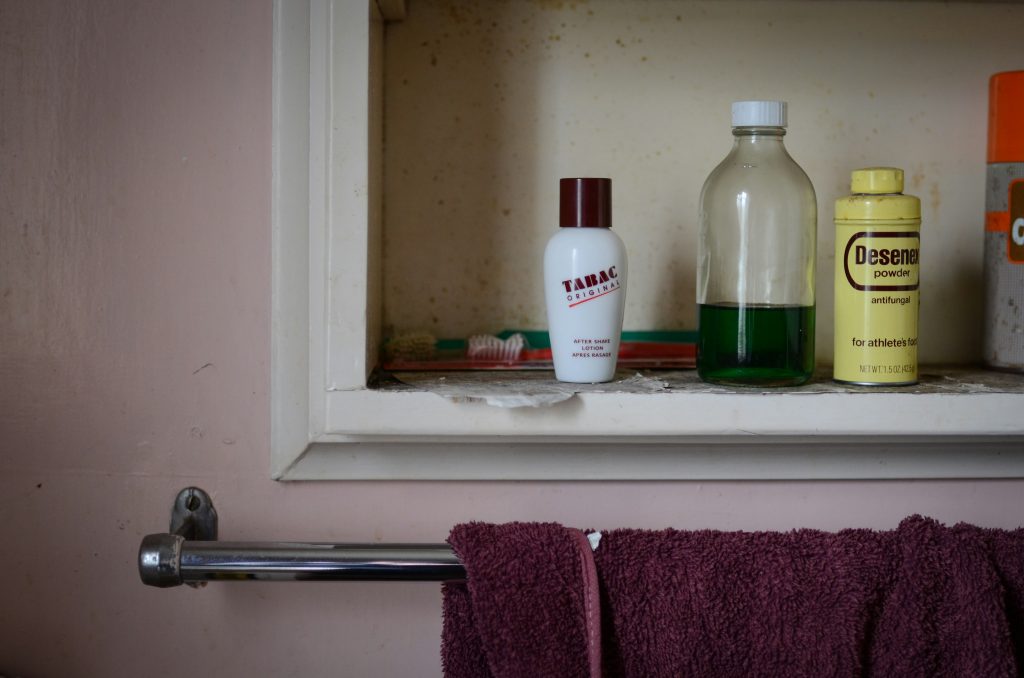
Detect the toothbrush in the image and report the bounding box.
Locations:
[382,331,694,370]
[466,333,550,362]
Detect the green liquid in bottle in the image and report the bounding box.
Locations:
[697,303,815,386]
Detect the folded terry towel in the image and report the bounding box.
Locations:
[595,520,892,677]
[595,516,1022,677]
[442,522,601,678]
[442,517,1024,678]
[969,522,1024,671]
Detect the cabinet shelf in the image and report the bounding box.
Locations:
[348,365,1024,438]
[274,365,1024,480]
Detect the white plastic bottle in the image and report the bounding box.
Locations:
[544,178,627,383]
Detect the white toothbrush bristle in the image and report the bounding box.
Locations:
[467,333,525,361]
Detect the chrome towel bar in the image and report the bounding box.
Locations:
[138,487,465,587]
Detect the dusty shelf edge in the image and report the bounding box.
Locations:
[317,366,1024,439]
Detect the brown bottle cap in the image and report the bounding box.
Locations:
[560,178,612,228]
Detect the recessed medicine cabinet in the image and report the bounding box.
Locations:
[272,0,1024,480]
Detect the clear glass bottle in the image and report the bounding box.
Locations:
[697,101,817,386]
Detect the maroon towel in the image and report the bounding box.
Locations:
[442,522,601,678]
[595,516,1022,677]
[969,522,1024,671]
[442,517,1023,677]
[595,522,892,676]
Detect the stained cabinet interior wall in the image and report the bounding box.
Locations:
[381,0,1024,363]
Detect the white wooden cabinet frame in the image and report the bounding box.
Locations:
[271,0,1024,481]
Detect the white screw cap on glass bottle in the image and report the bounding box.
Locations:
[731,100,787,127]
[544,178,628,383]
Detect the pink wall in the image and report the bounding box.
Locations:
[1,2,1022,676]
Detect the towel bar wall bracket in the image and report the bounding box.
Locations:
[138,487,465,588]
[171,486,218,541]
[139,487,218,588]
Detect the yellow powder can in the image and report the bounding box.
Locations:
[833,167,921,385]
